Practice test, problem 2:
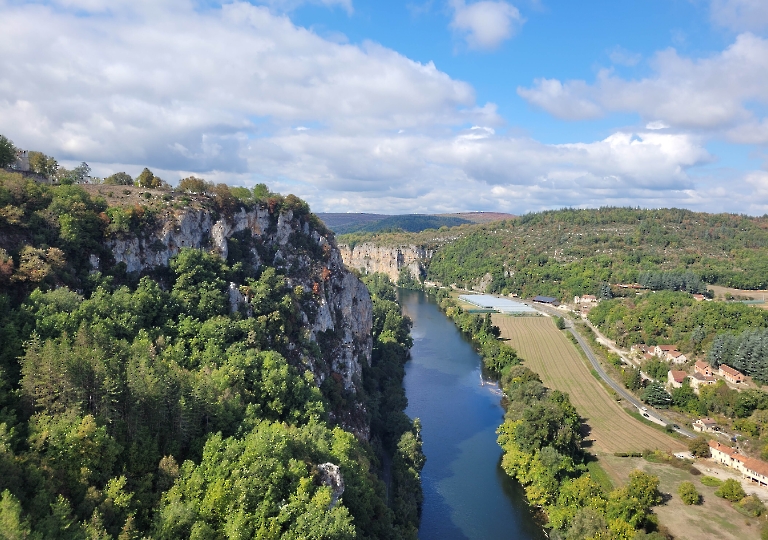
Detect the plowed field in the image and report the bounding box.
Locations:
[492,315,684,454]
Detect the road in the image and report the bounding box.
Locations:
[524,302,696,440]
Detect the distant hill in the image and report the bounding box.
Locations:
[314,213,388,232]
[437,212,515,224]
[317,212,514,234]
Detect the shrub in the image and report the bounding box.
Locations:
[700,475,723,487]
[715,478,746,502]
[736,495,765,517]
[678,481,701,505]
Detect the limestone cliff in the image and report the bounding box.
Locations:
[338,242,433,283]
[100,204,373,436]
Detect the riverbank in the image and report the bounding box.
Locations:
[399,289,546,540]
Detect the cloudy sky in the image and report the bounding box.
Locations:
[2,0,768,214]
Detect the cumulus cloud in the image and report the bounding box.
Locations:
[449,0,523,50]
[518,33,768,131]
[0,0,748,214]
[711,0,768,32]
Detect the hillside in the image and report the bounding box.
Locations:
[0,170,422,539]
[342,207,768,298]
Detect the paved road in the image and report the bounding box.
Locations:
[525,302,696,440]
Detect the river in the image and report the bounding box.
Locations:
[400,289,546,540]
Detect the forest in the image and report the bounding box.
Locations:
[0,169,422,539]
[344,207,768,299]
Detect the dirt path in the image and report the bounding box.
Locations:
[493,315,684,454]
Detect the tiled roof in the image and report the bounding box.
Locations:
[670,370,687,383]
[739,455,768,478]
[720,365,743,377]
[709,440,735,454]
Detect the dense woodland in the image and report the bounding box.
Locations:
[0,167,422,538]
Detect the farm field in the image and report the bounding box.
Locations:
[492,315,684,454]
[709,284,768,309]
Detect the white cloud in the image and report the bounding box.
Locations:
[518,33,768,131]
[711,0,768,32]
[0,0,754,214]
[646,121,670,130]
[449,0,523,50]
[517,78,603,120]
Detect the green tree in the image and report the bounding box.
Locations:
[28,151,58,179]
[688,436,711,458]
[178,176,208,194]
[555,316,566,330]
[0,135,15,168]
[104,172,133,185]
[678,481,700,505]
[626,470,662,508]
[0,489,32,540]
[715,478,746,502]
[136,168,161,189]
[252,183,271,199]
[641,382,672,408]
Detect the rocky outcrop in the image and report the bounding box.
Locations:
[338,243,433,283]
[317,462,345,508]
[101,204,373,437]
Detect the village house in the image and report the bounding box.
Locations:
[668,370,687,389]
[667,350,688,364]
[709,441,768,487]
[694,360,713,377]
[690,372,717,393]
[693,418,719,433]
[573,294,598,304]
[719,364,745,384]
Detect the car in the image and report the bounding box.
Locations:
[672,424,680,429]
[641,407,648,412]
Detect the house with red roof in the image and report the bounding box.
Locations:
[709,441,768,487]
[719,364,745,384]
[694,360,713,377]
[667,370,687,389]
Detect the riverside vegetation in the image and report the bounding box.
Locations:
[0,165,423,538]
[431,290,668,539]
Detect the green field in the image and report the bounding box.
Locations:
[493,315,684,454]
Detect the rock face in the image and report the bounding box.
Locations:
[317,462,345,508]
[101,204,373,437]
[338,243,433,283]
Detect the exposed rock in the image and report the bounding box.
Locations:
[338,243,433,282]
[103,203,373,437]
[317,462,345,508]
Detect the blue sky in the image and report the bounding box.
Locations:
[2,0,768,214]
